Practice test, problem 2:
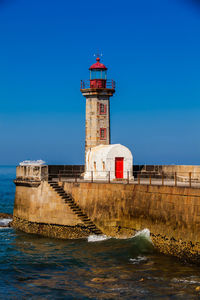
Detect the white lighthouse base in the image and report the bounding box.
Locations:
[84,144,133,182]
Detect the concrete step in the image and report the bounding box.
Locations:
[65,202,74,206]
[70,207,81,211]
[71,208,82,212]
[62,196,72,200]
[63,196,72,200]
[68,203,78,207]
[64,201,74,205]
[69,203,79,207]
[80,216,90,220]
[83,220,93,224]
[72,210,82,214]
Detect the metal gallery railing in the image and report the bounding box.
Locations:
[80,79,115,90]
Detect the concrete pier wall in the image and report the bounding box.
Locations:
[13,181,91,239]
[13,179,200,263]
[63,182,200,239]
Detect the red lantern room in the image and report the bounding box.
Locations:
[80,56,115,90]
[89,57,107,88]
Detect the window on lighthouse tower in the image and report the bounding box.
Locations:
[100,128,106,140]
[99,103,107,115]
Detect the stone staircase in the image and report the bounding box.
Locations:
[48,181,102,235]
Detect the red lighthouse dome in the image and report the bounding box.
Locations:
[89,57,108,71]
[89,57,107,89]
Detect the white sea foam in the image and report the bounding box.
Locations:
[87,229,152,243]
[0,218,12,227]
[87,234,111,242]
[132,228,152,243]
[172,278,200,285]
[130,256,147,264]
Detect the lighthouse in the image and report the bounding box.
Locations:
[81,56,133,181]
[80,56,115,158]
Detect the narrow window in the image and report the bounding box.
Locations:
[100,128,106,140]
[99,103,107,115]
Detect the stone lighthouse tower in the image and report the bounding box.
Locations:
[80,56,115,158]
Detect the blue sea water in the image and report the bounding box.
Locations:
[1,166,200,299]
[0,166,15,214]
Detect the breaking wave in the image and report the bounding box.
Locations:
[87,229,152,243]
[132,228,152,243]
[0,218,12,228]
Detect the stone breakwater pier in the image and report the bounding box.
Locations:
[12,164,200,264]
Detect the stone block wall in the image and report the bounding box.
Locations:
[13,181,83,226]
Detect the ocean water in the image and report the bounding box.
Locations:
[0,166,16,214]
[1,167,200,299]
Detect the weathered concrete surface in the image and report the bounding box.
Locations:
[13,181,85,227]
[12,216,90,239]
[13,180,200,263]
[81,89,114,156]
[0,213,12,219]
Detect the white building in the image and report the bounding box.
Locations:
[84,144,133,181]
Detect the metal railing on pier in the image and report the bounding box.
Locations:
[41,171,200,189]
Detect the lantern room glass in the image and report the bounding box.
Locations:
[90,70,107,80]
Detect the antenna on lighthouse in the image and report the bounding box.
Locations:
[94,51,103,59]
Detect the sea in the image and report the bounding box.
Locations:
[1,166,200,299]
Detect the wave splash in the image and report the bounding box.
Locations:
[0,218,12,228]
[88,234,111,242]
[130,256,148,264]
[132,228,152,243]
[87,228,152,243]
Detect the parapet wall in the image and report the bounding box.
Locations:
[16,164,200,181]
[134,165,200,179]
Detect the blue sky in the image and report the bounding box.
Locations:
[0,0,200,165]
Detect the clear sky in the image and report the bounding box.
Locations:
[0,0,200,165]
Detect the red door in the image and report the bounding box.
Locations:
[115,157,124,179]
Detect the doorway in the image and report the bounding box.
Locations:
[115,157,124,179]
